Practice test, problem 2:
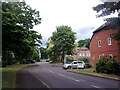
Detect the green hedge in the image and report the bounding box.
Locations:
[66,56,74,63]
[96,55,117,74]
[2,61,7,67]
[78,57,92,68]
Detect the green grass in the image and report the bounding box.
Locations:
[1,64,32,88]
[67,67,120,80]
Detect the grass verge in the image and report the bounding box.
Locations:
[67,68,120,80]
[1,64,32,88]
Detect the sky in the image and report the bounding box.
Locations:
[25,0,117,47]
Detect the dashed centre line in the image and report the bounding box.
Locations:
[91,85,100,88]
[58,74,80,82]
[49,71,55,73]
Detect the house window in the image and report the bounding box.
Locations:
[98,40,101,47]
[109,54,113,58]
[79,54,81,56]
[108,37,112,46]
[83,53,85,56]
[89,53,91,56]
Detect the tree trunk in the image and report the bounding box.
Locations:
[61,52,65,64]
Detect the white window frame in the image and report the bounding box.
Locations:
[109,54,113,58]
[83,53,85,56]
[98,40,101,47]
[108,37,112,46]
[79,54,81,56]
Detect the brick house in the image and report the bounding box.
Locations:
[74,46,90,60]
[65,46,90,60]
[90,20,120,65]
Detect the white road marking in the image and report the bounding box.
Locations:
[58,74,80,82]
[91,85,100,88]
[28,70,50,88]
[49,71,55,73]
[67,72,86,81]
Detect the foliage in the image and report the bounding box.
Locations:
[93,1,120,17]
[2,61,7,67]
[111,32,120,40]
[47,25,76,63]
[78,57,88,63]
[66,56,74,63]
[40,47,48,59]
[77,38,90,49]
[93,1,120,42]
[78,57,92,68]
[2,2,42,65]
[96,56,117,74]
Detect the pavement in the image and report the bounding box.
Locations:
[15,65,49,89]
[15,62,120,89]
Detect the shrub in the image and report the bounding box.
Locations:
[2,61,7,67]
[85,63,92,68]
[96,55,117,74]
[78,57,88,63]
[78,57,92,68]
[66,56,74,63]
[20,59,27,64]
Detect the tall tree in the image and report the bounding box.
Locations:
[77,38,90,49]
[47,25,76,63]
[93,1,120,17]
[40,47,48,59]
[2,1,42,64]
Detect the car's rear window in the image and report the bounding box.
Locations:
[77,62,83,64]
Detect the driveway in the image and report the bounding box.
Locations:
[16,62,120,89]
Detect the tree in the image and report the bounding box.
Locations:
[93,1,120,42]
[47,25,76,63]
[77,38,90,49]
[40,47,48,59]
[2,1,42,65]
[93,1,120,17]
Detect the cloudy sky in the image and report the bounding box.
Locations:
[25,0,117,47]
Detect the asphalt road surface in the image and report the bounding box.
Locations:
[16,62,120,89]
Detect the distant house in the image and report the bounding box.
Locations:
[72,46,90,60]
[90,20,120,65]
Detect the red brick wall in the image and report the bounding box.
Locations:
[90,29,120,65]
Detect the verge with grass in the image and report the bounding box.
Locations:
[1,64,32,88]
[67,68,120,80]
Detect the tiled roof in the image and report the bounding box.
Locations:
[93,19,120,34]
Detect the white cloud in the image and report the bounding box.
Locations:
[25,0,117,47]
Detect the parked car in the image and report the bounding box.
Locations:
[49,60,53,63]
[26,60,36,64]
[63,61,85,69]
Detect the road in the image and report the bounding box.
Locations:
[17,62,120,89]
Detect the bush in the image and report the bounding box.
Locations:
[78,57,88,63]
[78,57,92,68]
[2,61,7,67]
[20,59,27,64]
[96,56,117,74]
[7,58,14,65]
[66,56,74,63]
[85,63,92,68]
[115,63,120,75]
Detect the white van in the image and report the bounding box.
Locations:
[63,61,85,69]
